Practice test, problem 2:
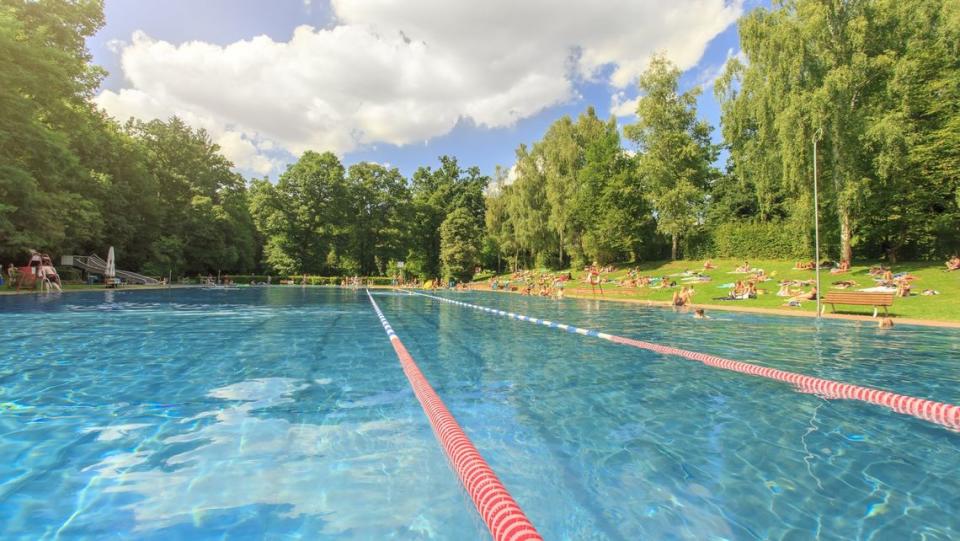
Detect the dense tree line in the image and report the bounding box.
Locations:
[2,0,957,283]
[715,0,960,262]
[0,1,258,277]
[488,0,960,268]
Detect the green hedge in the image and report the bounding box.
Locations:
[222,275,398,286]
[711,221,811,259]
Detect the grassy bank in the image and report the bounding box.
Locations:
[0,283,178,295]
[476,259,960,323]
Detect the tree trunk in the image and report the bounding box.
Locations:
[671,233,678,261]
[558,230,564,268]
[839,208,852,263]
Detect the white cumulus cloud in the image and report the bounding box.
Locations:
[96,1,742,174]
[610,91,640,118]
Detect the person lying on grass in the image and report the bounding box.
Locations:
[783,286,817,305]
[734,261,752,272]
[832,280,858,289]
[655,276,674,289]
[703,260,717,270]
[946,256,960,271]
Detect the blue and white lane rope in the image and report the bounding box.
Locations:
[404,290,960,431]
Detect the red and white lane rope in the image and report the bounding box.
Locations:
[365,290,542,541]
[409,290,960,432]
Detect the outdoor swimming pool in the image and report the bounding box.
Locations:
[1,287,958,539]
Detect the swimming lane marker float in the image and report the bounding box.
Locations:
[408,290,960,432]
[365,290,542,541]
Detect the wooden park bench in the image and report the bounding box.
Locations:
[821,291,894,317]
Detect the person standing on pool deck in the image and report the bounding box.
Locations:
[589,265,603,296]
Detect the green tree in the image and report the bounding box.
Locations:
[484,166,515,273]
[578,116,653,263]
[541,116,580,266]
[626,54,717,259]
[440,207,482,282]
[409,156,487,278]
[0,0,106,260]
[345,162,411,275]
[249,151,347,274]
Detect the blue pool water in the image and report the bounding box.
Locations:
[1,287,958,540]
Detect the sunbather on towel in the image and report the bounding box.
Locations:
[785,286,817,304]
[946,256,960,271]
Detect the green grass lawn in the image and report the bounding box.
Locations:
[478,259,960,323]
[0,283,166,295]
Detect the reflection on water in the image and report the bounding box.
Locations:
[0,288,483,540]
[84,378,442,536]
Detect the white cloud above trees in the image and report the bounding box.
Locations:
[96,0,742,174]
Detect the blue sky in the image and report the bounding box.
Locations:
[88,0,761,180]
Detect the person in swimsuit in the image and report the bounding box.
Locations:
[589,265,603,296]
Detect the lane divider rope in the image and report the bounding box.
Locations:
[365,290,542,541]
[407,290,960,432]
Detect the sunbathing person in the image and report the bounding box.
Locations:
[776,282,793,297]
[703,259,717,270]
[896,280,911,297]
[947,256,960,271]
[832,280,857,289]
[734,261,751,272]
[786,286,817,304]
[830,260,850,274]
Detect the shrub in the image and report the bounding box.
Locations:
[711,221,811,259]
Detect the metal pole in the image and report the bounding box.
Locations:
[813,130,822,318]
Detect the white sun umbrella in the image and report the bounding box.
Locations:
[105,246,116,280]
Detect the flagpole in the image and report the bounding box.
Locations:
[813,128,822,318]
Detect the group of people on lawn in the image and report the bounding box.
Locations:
[489,269,572,299]
[480,255,959,311]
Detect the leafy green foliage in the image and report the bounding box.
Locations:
[3,0,958,283]
[718,0,960,262]
[440,207,482,281]
[626,54,718,260]
[409,156,488,277]
[711,222,810,259]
